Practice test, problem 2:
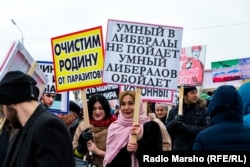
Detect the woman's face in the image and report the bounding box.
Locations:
[92,101,105,121]
[155,105,167,119]
[120,94,134,119]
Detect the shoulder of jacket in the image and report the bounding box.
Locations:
[197,98,207,109]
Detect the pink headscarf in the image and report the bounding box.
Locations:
[103,102,149,167]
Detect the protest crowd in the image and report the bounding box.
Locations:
[1,69,250,167]
[1,21,250,167]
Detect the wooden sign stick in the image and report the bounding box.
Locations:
[143,101,148,116]
[80,89,93,156]
[131,87,142,142]
[178,86,184,115]
[0,117,6,134]
[27,61,37,75]
[39,84,46,97]
[80,89,90,127]
[27,61,45,98]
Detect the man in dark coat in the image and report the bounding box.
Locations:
[166,86,209,151]
[0,71,75,167]
[193,85,250,151]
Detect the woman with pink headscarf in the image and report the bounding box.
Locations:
[104,91,162,167]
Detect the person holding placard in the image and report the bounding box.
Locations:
[73,94,117,167]
[104,91,162,167]
[0,71,75,167]
[166,86,209,151]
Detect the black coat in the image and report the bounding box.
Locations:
[3,104,75,167]
[166,98,209,151]
[0,125,9,167]
[106,121,162,167]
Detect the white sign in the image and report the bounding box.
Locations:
[120,85,174,104]
[103,19,183,90]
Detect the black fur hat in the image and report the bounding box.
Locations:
[69,100,80,116]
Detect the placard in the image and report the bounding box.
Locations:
[51,26,105,92]
[0,41,48,98]
[103,19,183,90]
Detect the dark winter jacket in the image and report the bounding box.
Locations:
[166,98,209,151]
[106,121,162,167]
[3,104,75,167]
[193,85,250,151]
[0,117,19,167]
[0,124,9,167]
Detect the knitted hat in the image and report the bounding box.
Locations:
[183,86,197,95]
[0,71,39,105]
[69,100,80,116]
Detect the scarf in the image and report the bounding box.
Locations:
[104,103,149,167]
[90,115,117,127]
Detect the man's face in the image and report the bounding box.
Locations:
[2,105,22,129]
[40,93,56,107]
[192,49,201,59]
[184,90,198,104]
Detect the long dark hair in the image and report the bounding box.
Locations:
[88,94,111,119]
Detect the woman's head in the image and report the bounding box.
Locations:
[154,103,168,120]
[88,94,111,121]
[119,91,135,119]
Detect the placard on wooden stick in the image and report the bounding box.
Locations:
[103,20,183,143]
[51,26,104,127]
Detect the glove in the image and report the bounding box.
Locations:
[77,128,93,154]
[174,115,183,124]
[174,115,187,132]
[176,122,187,132]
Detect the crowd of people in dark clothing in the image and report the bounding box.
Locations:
[1,70,250,167]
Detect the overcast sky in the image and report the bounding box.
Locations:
[1,0,250,69]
